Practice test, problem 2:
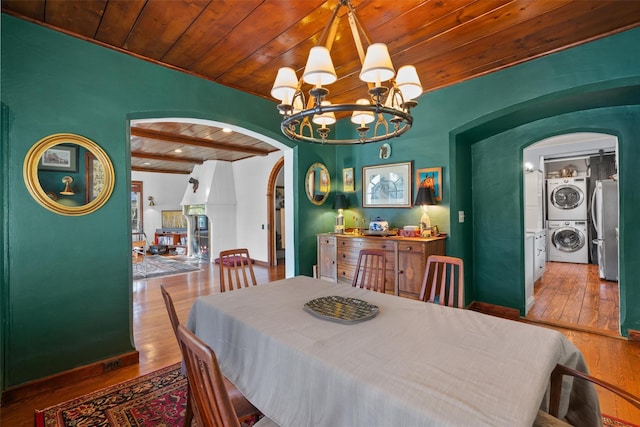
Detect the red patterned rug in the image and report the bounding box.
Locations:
[34,363,638,426]
[35,363,259,427]
[603,414,640,427]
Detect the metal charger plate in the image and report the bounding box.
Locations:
[304,295,379,324]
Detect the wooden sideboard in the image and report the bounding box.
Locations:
[317,233,446,299]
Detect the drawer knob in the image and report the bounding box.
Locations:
[406,246,412,251]
[399,270,404,274]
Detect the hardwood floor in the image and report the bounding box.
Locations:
[527,261,620,334]
[2,259,639,425]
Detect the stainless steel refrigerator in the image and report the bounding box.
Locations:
[590,179,619,281]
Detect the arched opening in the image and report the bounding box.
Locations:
[267,157,285,266]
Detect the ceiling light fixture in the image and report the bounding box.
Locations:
[271,0,422,145]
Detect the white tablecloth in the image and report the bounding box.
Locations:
[187,276,600,427]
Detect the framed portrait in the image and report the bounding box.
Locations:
[416,167,443,201]
[39,144,78,172]
[343,167,354,192]
[275,186,285,209]
[362,162,412,208]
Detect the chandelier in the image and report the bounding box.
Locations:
[270,0,422,145]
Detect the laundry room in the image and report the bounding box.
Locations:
[523,132,620,334]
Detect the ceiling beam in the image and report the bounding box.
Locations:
[131,151,204,164]
[132,166,191,174]
[131,128,271,156]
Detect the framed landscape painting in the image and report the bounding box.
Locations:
[362,162,412,208]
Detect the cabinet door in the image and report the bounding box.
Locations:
[398,240,446,299]
[397,242,426,298]
[317,236,337,282]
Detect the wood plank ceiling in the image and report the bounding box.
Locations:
[4,0,640,174]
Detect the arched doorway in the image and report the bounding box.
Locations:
[267,157,285,266]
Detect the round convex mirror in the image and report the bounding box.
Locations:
[305,162,330,205]
[23,133,115,216]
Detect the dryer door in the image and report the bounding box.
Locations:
[550,185,584,210]
[551,227,585,253]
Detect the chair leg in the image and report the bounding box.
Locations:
[184,383,194,427]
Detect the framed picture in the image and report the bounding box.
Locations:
[362,162,412,208]
[162,210,188,229]
[343,167,354,192]
[275,186,285,209]
[85,151,106,203]
[319,169,329,192]
[416,167,443,201]
[39,144,78,172]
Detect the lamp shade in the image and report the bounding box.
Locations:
[333,194,349,209]
[350,98,375,125]
[312,101,336,126]
[271,67,298,103]
[414,186,436,206]
[396,65,423,101]
[303,46,337,87]
[359,43,395,85]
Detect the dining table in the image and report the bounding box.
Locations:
[186,276,600,427]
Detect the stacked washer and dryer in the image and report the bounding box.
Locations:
[546,177,589,263]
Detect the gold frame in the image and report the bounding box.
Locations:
[23,133,115,216]
[343,167,354,192]
[305,162,330,205]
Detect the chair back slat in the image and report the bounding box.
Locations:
[219,248,257,292]
[352,249,386,293]
[420,255,464,308]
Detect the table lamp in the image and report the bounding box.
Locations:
[332,194,348,234]
[414,186,436,234]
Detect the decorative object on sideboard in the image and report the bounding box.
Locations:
[60,176,75,196]
[332,194,348,234]
[270,0,422,145]
[148,196,156,206]
[414,186,437,236]
[188,177,199,193]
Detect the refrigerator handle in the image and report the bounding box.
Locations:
[590,185,598,233]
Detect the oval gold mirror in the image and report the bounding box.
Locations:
[305,162,330,205]
[23,133,115,216]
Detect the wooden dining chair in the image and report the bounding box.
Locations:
[160,286,259,426]
[177,324,243,427]
[549,363,640,417]
[218,248,257,292]
[352,249,387,293]
[419,255,464,308]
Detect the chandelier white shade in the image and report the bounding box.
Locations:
[303,46,338,87]
[396,65,423,101]
[359,43,395,85]
[271,0,422,144]
[271,67,298,104]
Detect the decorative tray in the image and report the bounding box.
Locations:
[304,296,379,324]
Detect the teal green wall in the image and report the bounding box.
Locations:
[0,15,301,389]
[2,13,640,391]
